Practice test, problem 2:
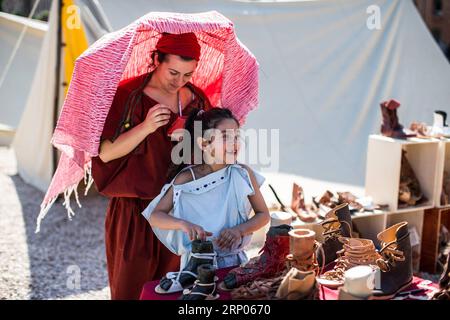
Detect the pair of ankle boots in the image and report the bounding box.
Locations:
[155,239,219,300]
[319,203,413,299]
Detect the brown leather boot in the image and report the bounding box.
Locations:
[317,203,353,267]
[372,222,413,299]
[275,229,320,300]
[221,224,292,290]
[179,264,219,300]
[275,268,319,300]
[380,99,416,139]
[291,183,317,222]
[286,228,320,273]
[317,237,380,289]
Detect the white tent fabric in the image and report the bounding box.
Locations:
[11,0,59,192]
[0,13,47,131]
[0,0,109,142]
[11,0,450,194]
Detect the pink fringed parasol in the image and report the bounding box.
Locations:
[36,10,259,232]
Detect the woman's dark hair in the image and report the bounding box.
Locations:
[167,107,239,181]
[112,50,197,141]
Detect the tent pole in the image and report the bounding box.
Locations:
[52,0,63,174]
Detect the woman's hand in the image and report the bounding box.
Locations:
[216,227,242,250]
[143,104,172,134]
[179,221,212,241]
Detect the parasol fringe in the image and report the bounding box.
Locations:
[36,164,94,233]
[35,196,58,233]
[62,184,79,220]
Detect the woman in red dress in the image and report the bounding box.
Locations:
[91,32,211,299]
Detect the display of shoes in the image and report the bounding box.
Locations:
[380,99,416,139]
[310,190,380,217]
[317,203,353,267]
[218,116,447,300]
[155,239,217,294]
[220,224,292,290]
[317,237,380,289]
[372,222,413,299]
[179,264,220,300]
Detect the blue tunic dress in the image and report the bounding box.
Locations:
[141,163,266,269]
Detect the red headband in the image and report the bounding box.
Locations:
[156,32,201,61]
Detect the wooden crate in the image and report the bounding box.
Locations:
[365,135,440,212]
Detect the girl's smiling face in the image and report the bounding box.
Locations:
[200,118,241,165]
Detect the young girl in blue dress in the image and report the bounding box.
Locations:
[141,107,270,282]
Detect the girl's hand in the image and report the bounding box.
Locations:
[217,227,242,250]
[143,104,172,134]
[180,221,212,241]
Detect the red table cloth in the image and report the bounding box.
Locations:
[140,266,438,300]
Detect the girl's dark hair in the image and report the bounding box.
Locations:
[112,50,196,141]
[167,107,239,181]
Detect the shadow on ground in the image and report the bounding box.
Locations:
[10,173,109,299]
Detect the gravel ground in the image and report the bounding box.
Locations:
[0,147,110,300]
